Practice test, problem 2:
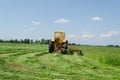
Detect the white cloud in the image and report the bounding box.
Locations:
[82,33,95,40]
[24,27,35,32]
[67,34,74,38]
[32,21,40,26]
[92,17,103,21]
[54,18,70,24]
[100,31,119,38]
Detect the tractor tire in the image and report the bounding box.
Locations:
[49,40,54,53]
[66,40,68,44]
[61,49,67,54]
[78,50,84,56]
[63,44,68,49]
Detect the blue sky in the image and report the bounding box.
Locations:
[0,0,120,45]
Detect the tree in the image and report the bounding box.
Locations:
[24,39,30,43]
[107,45,114,47]
[114,45,119,47]
[0,39,4,43]
[46,39,49,44]
[15,39,18,43]
[72,43,76,45]
[30,39,33,44]
[40,38,45,44]
[10,39,14,43]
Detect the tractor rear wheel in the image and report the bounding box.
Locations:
[49,40,54,53]
[66,40,68,44]
[63,44,68,49]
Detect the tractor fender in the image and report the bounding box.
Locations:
[63,39,68,44]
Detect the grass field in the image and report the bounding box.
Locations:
[0,43,120,80]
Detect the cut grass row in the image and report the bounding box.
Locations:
[0,43,120,80]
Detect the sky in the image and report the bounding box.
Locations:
[0,0,120,45]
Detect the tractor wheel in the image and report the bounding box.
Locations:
[61,49,67,54]
[49,40,54,53]
[63,44,68,49]
[78,50,84,56]
[66,40,68,44]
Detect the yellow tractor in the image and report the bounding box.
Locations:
[49,31,68,53]
[49,31,83,55]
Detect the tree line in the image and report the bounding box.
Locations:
[106,44,120,47]
[0,38,76,45]
[0,38,49,44]
[0,38,119,47]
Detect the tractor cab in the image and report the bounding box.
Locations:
[49,31,68,53]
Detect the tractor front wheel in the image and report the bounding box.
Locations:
[61,49,67,54]
[49,40,54,53]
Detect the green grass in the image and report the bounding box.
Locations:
[0,43,120,80]
[78,46,120,66]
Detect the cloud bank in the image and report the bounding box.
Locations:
[92,17,103,22]
[54,18,70,24]
[100,31,119,38]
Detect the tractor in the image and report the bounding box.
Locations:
[49,31,83,55]
[49,31,68,54]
